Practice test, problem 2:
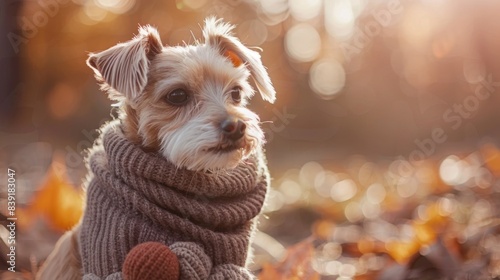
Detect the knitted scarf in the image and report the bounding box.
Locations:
[79,121,269,279]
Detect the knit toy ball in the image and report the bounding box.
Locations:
[123,242,180,280]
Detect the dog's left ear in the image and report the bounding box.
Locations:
[203,17,276,103]
[87,25,162,101]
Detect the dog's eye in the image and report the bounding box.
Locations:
[166,89,189,105]
[230,86,242,103]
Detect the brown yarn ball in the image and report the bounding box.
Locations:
[122,242,180,280]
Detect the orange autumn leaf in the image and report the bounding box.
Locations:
[259,238,320,280]
[385,239,420,264]
[412,221,436,246]
[421,202,450,230]
[20,160,83,231]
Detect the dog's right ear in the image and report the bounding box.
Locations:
[87,25,162,102]
[203,17,276,103]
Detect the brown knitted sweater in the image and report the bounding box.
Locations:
[79,121,269,279]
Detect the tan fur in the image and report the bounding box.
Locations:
[38,17,275,279]
[37,225,82,280]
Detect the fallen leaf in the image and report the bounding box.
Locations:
[385,240,420,264]
[259,238,320,280]
[19,159,83,231]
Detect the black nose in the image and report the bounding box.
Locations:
[221,118,246,141]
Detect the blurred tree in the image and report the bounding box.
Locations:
[0,0,22,123]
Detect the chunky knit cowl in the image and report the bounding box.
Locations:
[79,121,269,279]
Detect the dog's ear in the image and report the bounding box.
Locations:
[203,17,276,103]
[87,25,162,101]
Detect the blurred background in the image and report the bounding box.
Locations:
[2,0,500,279]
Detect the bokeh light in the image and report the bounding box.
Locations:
[366,183,386,204]
[315,171,338,198]
[439,155,471,186]
[177,0,208,10]
[324,0,356,39]
[95,0,135,14]
[285,23,321,62]
[279,179,302,204]
[237,19,268,46]
[83,1,107,22]
[265,188,285,212]
[463,58,487,84]
[396,177,418,198]
[361,199,381,219]
[257,0,289,26]
[309,59,346,99]
[260,0,288,14]
[300,161,324,186]
[289,0,322,21]
[331,179,357,202]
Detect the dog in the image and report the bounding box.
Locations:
[37,17,275,280]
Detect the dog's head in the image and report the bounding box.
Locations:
[87,17,275,171]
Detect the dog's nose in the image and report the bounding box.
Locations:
[221,118,246,141]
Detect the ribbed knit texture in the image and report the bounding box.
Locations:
[79,121,269,279]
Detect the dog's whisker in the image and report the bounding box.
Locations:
[190,30,200,45]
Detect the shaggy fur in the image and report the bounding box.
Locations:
[37,17,275,280]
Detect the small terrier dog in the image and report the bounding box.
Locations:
[37,17,275,279]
